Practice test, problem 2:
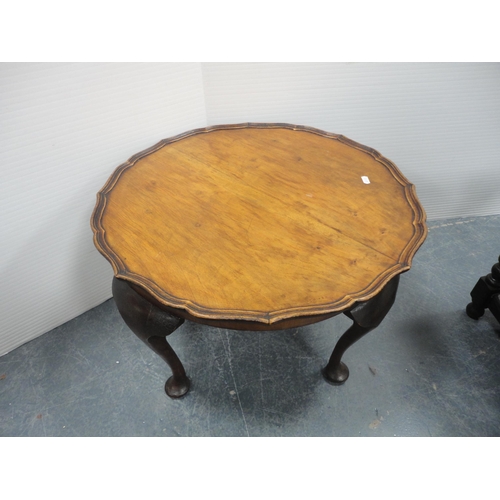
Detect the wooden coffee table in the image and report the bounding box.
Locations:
[91,123,427,398]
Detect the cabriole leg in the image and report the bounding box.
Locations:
[323,275,400,385]
[112,277,190,398]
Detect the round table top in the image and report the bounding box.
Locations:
[92,123,427,324]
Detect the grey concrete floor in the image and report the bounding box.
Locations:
[1,215,500,436]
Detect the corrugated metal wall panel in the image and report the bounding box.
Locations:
[201,62,500,220]
[0,62,207,355]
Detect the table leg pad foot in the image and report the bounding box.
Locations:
[323,362,349,385]
[165,376,191,398]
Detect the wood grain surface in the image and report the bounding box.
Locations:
[92,123,427,323]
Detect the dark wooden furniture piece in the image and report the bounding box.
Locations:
[466,256,500,325]
[91,123,427,398]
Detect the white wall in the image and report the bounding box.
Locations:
[0,63,207,355]
[202,62,500,220]
[1,62,499,355]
